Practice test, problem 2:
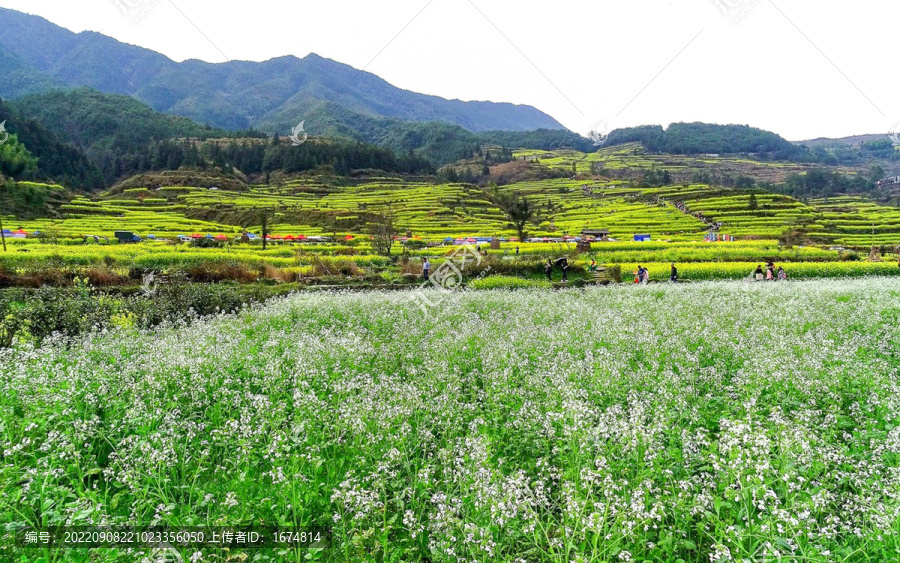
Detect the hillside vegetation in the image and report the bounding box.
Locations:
[0,8,562,133]
[5,175,900,248]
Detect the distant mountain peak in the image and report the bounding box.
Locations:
[0,8,565,134]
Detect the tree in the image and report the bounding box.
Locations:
[735,175,755,189]
[368,204,398,257]
[748,193,758,210]
[258,208,276,250]
[0,177,9,252]
[869,164,885,183]
[487,188,538,242]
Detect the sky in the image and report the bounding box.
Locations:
[0,0,897,141]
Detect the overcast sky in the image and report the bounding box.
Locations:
[1,0,897,140]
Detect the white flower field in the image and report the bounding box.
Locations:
[3,280,900,562]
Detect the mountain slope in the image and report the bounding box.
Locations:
[10,88,230,152]
[795,134,888,148]
[0,8,564,134]
[0,97,104,190]
[605,123,801,157]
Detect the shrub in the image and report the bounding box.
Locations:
[84,266,128,287]
[312,259,361,277]
[182,261,259,283]
[469,275,550,290]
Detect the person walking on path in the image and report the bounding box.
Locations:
[545,259,553,282]
[642,267,650,284]
[635,266,644,284]
[766,263,775,281]
[422,258,431,282]
[561,260,569,283]
[670,263,678,282]
[777,266,787,281]
[515,246,520,256]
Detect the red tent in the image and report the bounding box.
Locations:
[509,237,519,242]
[297,235,307,240]
[465,237,477,243]
[284,235,296,241]
[345,235,354,240]
[13,229,29,235]
[214,234,228,241]
[191,233,203,239]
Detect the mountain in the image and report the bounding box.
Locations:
[605,123,801,158]
[0,97,104,189]
[0,8,564,134]
[795,134,888,148]
[6,88,260,185]
[10,88,232,150]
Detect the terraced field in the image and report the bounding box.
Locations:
[645,185,818,238]
[809,195,900,246]
[3,179,707,241]
[513,142,849,182]
[4,177,900,257]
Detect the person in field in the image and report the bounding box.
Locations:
[642,267,650,284]
[589,259,597,272]
[561,260,569,282]
[515,246,520,256]
[766,262,775,281]
[635,266,644,284]
[670,263,678,282]
[777,266,787,281]
[754,265,764,281]
[423,258,431,281]
[545,259,553,281]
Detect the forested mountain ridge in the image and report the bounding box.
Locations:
[0,8,563,134]
[605,123,801,158]
[8,89,260,185]
[0,97,104,189]
[0,90,436,191]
